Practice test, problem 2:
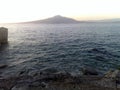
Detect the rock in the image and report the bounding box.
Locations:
[11,84,29,90]
[17,69,29,76]
[97,70,120,88]
[28,70,39,77]
[0,64,8,69]
[0,88,4,90]
[98,78,116,88]
[104,70,120,84]
[81,67,99,75]
[38,71,71,82]
[104,70,120,78]
[40,82,48,88]
[30,81,41,87]
[31,82,48,88]
[40,67,58,75]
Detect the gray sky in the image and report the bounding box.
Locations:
[0,0,120,23]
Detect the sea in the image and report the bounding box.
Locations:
[0,23,120,76]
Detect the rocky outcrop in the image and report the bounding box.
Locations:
[0,69,120,90]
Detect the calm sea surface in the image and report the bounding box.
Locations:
[0,23,120,75]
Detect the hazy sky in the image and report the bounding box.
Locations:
[0,0,120,23]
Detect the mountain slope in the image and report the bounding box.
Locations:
[25,15,81,24]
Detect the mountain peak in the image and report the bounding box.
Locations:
[54,15,63,17]
[53,15,63,18]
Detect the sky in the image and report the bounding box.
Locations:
[0,0,120,23]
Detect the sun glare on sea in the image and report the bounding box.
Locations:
[0,0,120,23]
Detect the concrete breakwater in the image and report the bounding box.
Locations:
[0,27,8,45]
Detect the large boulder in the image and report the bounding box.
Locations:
[104,70,120,79]
[104,70,120,84]
[97,70,119,88]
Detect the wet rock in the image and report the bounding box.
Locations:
[104,70,120,84]
[40,67,58,75]
[30,81,41,87]
[38,71,71,82]
[97,70,120,88]
[81,67,99,75]
[104,70,120,78]
[11,84,29,90]
[28,70,39,77]
[40,82,48,88]
[98,78,116,88]
[32,82,47,88]
[0,64,8,69]
[17,69,29,76]
[0,88,4,90]
[0,77,17,90]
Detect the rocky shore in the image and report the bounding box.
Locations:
[0,65,120,90]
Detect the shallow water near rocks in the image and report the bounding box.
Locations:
[0,23,120,76]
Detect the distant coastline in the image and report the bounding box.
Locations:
[17,15,120,24]
[1,15,120,24]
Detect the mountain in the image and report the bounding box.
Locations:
[24,15,82,24]
[19,15,120,24]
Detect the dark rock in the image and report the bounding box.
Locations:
[0,77,16,90]
[30,81,41,87]
[40,82,48,88]
[40,67,58,75]
[81,67,99,75]
[28,70,39,77]
[104,70,120,78]
[0,88,4,90]
[17,69,29,76]
[38,71,71,82]
[11,84,29,90]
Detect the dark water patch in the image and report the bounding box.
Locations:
[88,48,108,54]
[87,47,120,58]
[92,55,106,62]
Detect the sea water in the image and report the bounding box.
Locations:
[0,23,120,75]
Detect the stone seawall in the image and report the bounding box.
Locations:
[0,27,8,45]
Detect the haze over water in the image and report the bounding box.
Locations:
[0,23,120,75]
